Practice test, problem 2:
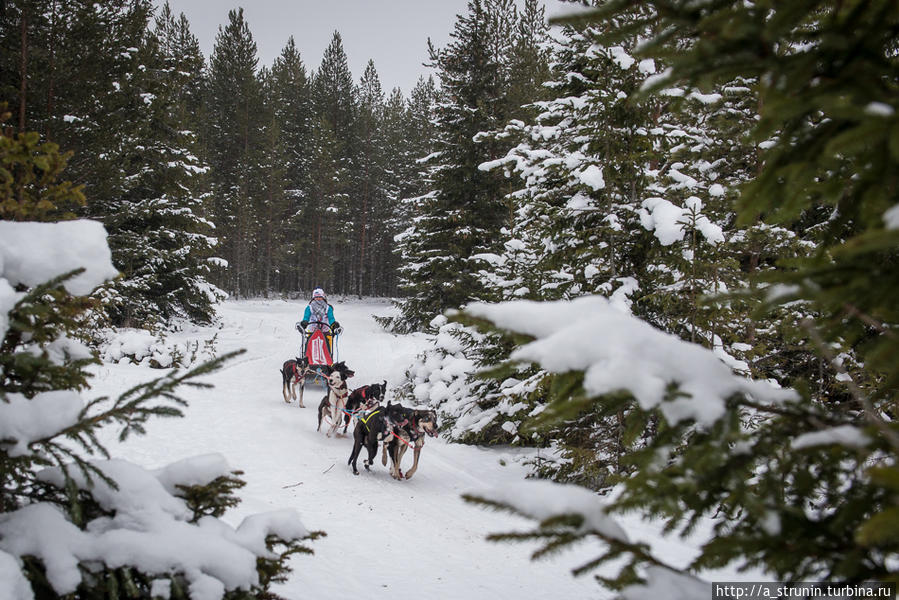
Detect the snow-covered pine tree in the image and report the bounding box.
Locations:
[354,60,387,297]
[392,0,520,332]
[255,65,290,298]
[206,7,263,297]
[0,0,131,142]
[433,10,783,485]
[400,11,668,471]
[505,0,553,123]
[308,31,357,293]
[2,0,220,329]
[368,76,440,306]
[370,86,409,297]
[269,37,314,292]
[0,120,321,599]
[154,2,206,131]
[463,0,899,594]
[96,3,223,329]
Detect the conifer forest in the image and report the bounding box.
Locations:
[1,0,898,598]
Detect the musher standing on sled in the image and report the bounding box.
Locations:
[300,288,342,340]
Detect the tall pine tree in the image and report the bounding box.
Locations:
[206,7,263,297]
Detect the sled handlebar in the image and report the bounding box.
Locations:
[295,321,340,334]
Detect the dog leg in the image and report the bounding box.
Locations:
[387,442,397,479]
[317,398,329,432]
[405,443,423,480]
[395,443,409,479]
[281,369,291,403]
[363,440,378,471]
[297,376,305,408]
[348,431,362,476]
[381,441,389,467]
[328,397,346,438]
[326,397,336,438]
[326,394,337,437]
[385,441,400,479]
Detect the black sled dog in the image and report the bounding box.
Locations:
[280,357,309,406]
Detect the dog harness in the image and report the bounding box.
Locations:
[329,380,349,400]
[359,407,382,426]
[289,361,304,382]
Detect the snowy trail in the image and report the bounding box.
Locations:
[91,299,605,600]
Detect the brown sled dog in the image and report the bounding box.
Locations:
[381,404,438,480]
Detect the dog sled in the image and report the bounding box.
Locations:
[296,320,340,386]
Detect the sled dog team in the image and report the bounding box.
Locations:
[280,356,438,479]
[280,288,438,479]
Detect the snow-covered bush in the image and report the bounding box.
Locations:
[97,325,219,369]
[395,315,546,445]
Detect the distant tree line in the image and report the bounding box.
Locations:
[0,0,440,328]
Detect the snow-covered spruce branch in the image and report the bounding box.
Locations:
[462,487,682,577]
[1,217,323,599]
[9,350,246,487]
[800,318,899,453]
[454,295,895,592]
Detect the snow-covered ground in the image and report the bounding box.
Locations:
[90,299,755,599]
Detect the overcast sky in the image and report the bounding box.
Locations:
[152,0,571,94]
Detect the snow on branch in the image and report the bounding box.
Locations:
[0,391,84,457]
[467,479,628,542]
[464,296,796,425]
[0,458,314,600]
[0,220,118,296]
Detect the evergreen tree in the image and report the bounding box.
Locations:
[0,104,84,221]
[304,115,342,290]
[98,3,222,328]
[2,1,222,328]
[206,7,263,297]
[270,36,313,292]
[308,31,357,293]
[354,60,386,296]
[505,0,552,121]
[393,0,515,332]
[255,66,290,297]
[0,118,320,599]
[373,85,416,297]
[463,0,899,594]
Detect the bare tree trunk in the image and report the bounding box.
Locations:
[46,0,58,140]
[264,191,273,297]
[359,181,368,299]
[314,212,321,285]
[18,5,28,132]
